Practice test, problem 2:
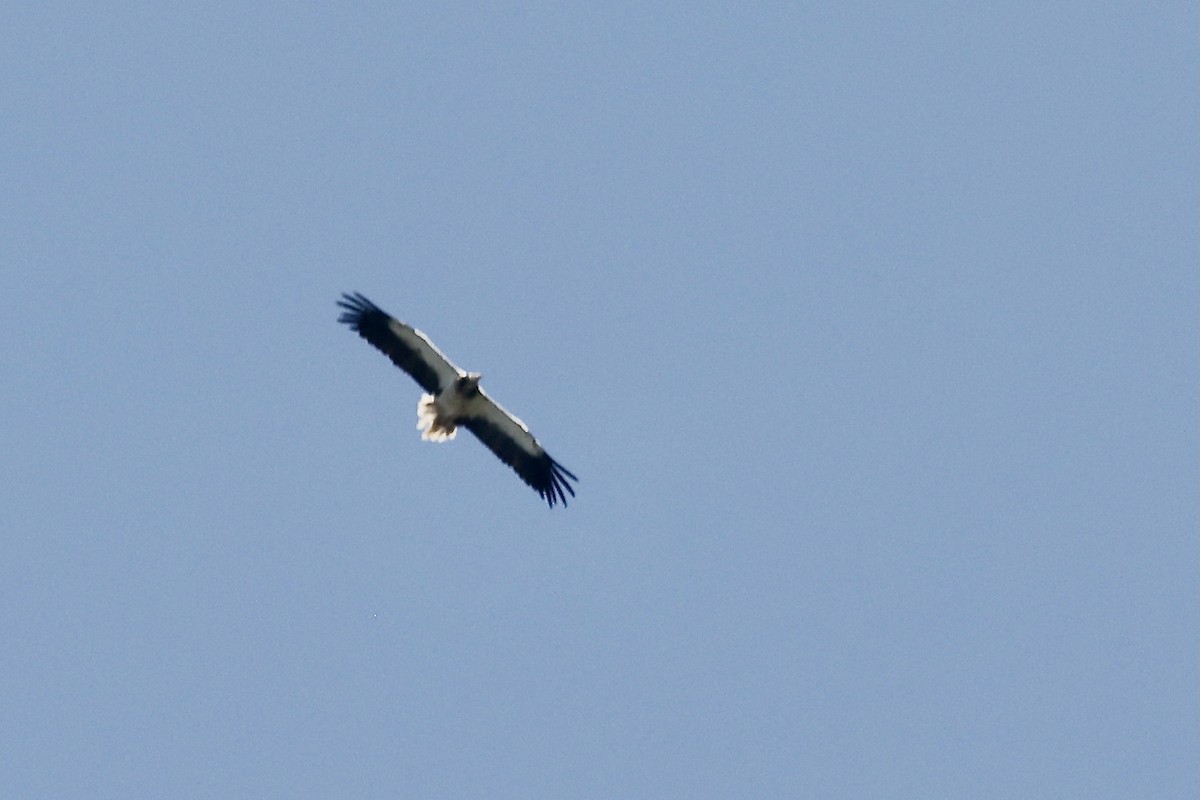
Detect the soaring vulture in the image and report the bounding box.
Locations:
[337,292,577,507]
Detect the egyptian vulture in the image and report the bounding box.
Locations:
[337,292,578,507]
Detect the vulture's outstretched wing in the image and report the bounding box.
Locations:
[337,292,462,394]
[461,390,578,508]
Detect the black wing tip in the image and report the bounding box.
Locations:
[537,456,578,508]
[336,292,382,326]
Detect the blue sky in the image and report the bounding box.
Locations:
[3,3,1196,797]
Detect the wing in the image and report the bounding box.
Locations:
[337,292,463,394]
[461,391,578,508]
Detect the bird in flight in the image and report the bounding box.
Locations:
[337,292,578,507]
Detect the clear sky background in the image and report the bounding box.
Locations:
[3,3,1196,798]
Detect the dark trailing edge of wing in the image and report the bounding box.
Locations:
[337,292,443,394]
[462,416,578,508]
